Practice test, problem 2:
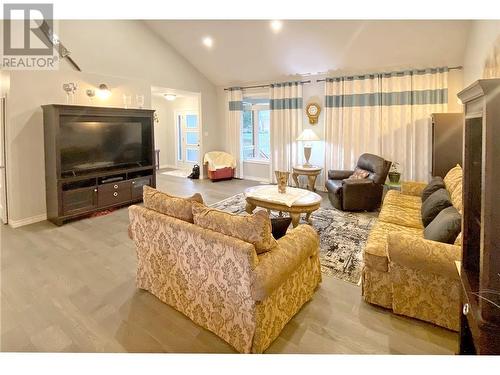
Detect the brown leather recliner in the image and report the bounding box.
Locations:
[325,153,392,211]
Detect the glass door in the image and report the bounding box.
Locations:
[176,111,200,168]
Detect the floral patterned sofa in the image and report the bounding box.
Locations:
[128,187,322,353]
[361,165,463,331]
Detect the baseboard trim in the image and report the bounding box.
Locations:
[9,213,47,228]
[159,164,177,170]
[243,175,271,183]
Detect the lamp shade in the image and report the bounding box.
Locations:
[297,129,320,141]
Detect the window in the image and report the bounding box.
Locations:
[242,102,270,161]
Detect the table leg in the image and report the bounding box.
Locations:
[307,175,317,191]
[290,213,301,228]
[245,202,256,214]
[305,212,312,223]
[292,172,300,188]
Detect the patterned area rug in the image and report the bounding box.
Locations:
[210,193,378,284]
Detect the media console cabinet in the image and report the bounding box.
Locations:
[42,105,156,225]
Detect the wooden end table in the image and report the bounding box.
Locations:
[292,165,322,191]
[244,185,322,228]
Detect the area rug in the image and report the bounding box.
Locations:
[210,193,377,284]
[161,169,191,178]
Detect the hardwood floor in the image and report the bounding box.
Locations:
[0,171,458,353]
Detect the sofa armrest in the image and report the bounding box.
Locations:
[401,181,427,197]
[328,170,354,180]
[387,233,462,280]
[251,225,319,301]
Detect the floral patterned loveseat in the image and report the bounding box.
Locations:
[128,189,322,353]
[361,165,463,331]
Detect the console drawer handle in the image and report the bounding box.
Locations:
[114,184,119,189]
[113,192,118,197]
[463,303,470,316]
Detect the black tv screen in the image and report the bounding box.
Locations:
[60,121,145,173]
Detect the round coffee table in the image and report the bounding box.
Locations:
[244,185,322,228]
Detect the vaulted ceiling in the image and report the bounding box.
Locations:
[145,20,471,86]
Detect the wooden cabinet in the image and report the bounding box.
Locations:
[62,186,97,215]
[131,176,152,200]
[431,113,464,178]
[42,105,156,225]
[457,79,500,355]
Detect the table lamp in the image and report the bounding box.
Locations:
[297,129,320,167]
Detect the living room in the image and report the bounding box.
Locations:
[1,0,499,373]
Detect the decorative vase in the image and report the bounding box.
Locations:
[388,172,401,184]
[275,171,290,194]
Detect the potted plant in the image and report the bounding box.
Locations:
[388,162,401,184]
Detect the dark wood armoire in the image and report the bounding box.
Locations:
[431,113,464,178]
[457,79,500,355]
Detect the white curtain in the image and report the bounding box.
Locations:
[226,88,243,178]
[324,67,448,183]
[269,82,303,182]
[410,68,448,180]
[324,75,382,180]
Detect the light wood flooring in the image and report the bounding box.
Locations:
[0,171,458,353]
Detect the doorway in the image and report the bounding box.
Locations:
[150,86,202,176]
[175,111,200,170]
[0,97,8,224]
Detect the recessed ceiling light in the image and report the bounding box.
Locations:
[164,94,176,101]
[270,20,283,33]
[202,36,214,48]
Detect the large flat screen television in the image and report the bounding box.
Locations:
[60,120,148,173]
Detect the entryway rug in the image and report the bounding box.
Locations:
[161,169,191,178]
[210,193,377,284]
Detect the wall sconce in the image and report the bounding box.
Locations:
[86,89,95,103]
[62,82,78,104]
[164,94,176,101]
[96,83,111,100]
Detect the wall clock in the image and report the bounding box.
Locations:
[306,103,321,124]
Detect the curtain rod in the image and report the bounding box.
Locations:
[315,66,463,83]
[224,80,311,91]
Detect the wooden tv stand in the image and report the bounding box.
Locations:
[42,105,156,225]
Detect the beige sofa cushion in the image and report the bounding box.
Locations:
[383,190,421,210]
[364,221,423,272]
[192,202,278,254]
[444,164,463,211]
[378,202,424,229]
[143,185,203,223]
[450,180,463,213]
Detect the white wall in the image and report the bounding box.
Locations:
[463,20,500,87]
[3,20,220,226]
[151,94,199,169]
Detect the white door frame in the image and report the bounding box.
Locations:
[174,108,202,170]
[0,96,8,224]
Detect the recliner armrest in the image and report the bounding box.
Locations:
[328,170,354,180]
[251,225,319,301]
[387,233,461,280]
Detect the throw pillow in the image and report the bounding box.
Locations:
[143,185,203,223]
[421,176,446,202]
[443,164,462,195]
[192,202,278,254]
[424,206,462,244]
[421,188,452,227]
[349,167,370,180]
[271,217,292,240]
